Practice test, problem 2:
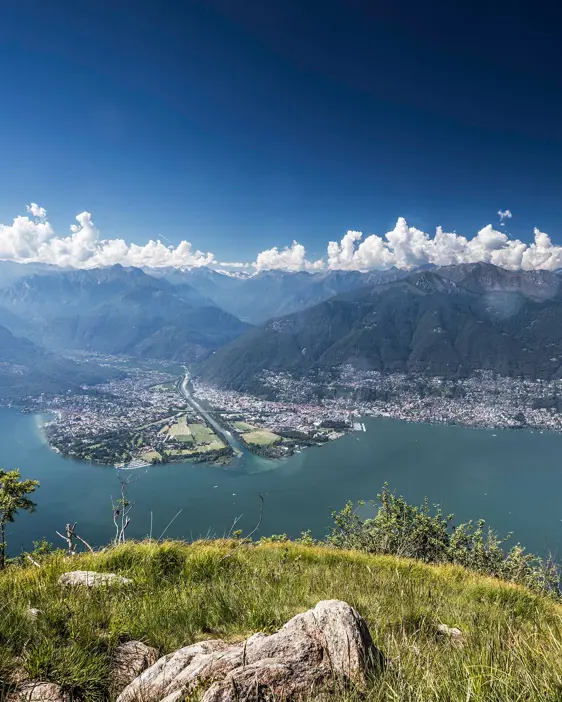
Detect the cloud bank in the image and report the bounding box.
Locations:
[325,218,562,272]
[1,204,562,273]
[0,206,216,269]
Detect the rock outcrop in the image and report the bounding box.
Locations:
[57,570,132,588]
[9,682,69,702]
[111,641,160,691]
[117,600,382,702]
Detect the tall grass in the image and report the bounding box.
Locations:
[1,540,562,700]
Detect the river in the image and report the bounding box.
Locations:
[2,407,562,558]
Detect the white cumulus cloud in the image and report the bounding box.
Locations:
[254,241,323,271]
[2,203,562,274]
[322,218,562,272]
[498,209,513,227]
[219,261,251,268]
[26,203,47,219]
[0,205,216,269]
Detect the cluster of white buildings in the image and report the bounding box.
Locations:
[30,359,562,463]
[35,370,182,449]
[193,381,353,435]
[257,367,562,432]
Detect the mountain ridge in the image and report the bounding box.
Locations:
[0,264,250,362]
[198,263,562,391]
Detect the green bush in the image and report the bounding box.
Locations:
[326,484,560,596]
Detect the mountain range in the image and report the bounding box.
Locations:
[198,263,562,392]
[0,262,413,363]
[150,266,411,323]
[0,264,249,362]
[2,260,562,398]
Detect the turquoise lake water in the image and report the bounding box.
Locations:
[2,407,562,558]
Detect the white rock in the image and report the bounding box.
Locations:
[10,682,68,702]
[117,600,382,702]
[57,570,132,588]
[437,623,465,647]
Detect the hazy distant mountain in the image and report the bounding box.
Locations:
[0,264,249,361]
[150,267,411,323]
[0,324,46,365]
[199,263,562,391]
[0,260,62,286]
[0,324,121,399]
[4,260,562,376]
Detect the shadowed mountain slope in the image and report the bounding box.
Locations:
[199,264,562,391]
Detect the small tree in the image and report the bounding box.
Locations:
[0,469,40,568]
[111,470,136,544]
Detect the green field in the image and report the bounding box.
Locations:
[243,429,281,446]
[167,448,199,456]
[190,423,218,445]
[167,439,225,456]
[197,440,226,452]
[140,450,162,464]
[135,415,176,431]
[151,382,174,391]
[174,435,193,443]
[167,417,194,443]
[233,421,255,432]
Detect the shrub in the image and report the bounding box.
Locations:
[326,484,560,596]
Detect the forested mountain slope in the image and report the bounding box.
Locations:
[199,264,562,390]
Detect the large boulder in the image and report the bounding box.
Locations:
[111,641,160,692]
[118,600,382,702]
[9,682,69,702]
[58,570,132,588]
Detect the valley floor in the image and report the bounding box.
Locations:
[17,359,562,468]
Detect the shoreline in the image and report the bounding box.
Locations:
[20,400,560,472]
[10,363,562,469]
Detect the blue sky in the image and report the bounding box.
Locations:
[1,0,562,267]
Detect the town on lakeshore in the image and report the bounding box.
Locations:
[17,358,562,467]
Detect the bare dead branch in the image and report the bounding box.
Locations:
[227,514,243,538]
[158,509,183,542]
[56,522,77,556]
[74,532,94,553]
[56,522,92,555]
[121,516,131,542]
[25,554,41,568]
[112,469,138,543]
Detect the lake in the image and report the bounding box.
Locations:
[2,407,562,558]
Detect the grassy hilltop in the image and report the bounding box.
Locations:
[2,539,562,701]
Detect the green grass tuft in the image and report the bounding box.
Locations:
[1,541,562,700]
